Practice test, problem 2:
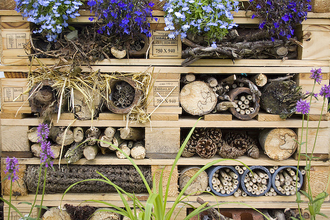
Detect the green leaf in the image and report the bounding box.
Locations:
[317,212,328,218]
[299,190,312,201]
[312,191,328,214]
[68,26,75,31]
[0,197,23,217]
[144,193,158,220]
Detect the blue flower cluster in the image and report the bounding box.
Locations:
[250,0,311,41]
[163,0,239,46]
[15,0,82,42]
[88,0,157,38]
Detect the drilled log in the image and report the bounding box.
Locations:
[49,126,74,146]
[119,127,144,141]
[179,167,208,196]
[73,127,84,143]
[250,73,267,87]
[182,74,196,84]
[83,145,99,160]
[42,207,71,220]
[259,129,298,161]
[131,142,146,159]
[180,81,217,116]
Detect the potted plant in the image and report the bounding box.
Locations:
[163,0,239,47]
[249,0,312,41]
[87,0,157,56]
[15,0,83,42]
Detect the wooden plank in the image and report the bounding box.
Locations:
[1,125,30,151]
[149,31,182,59]
[297,127,330,154]
[145,127,180,159]
[51,113,75,120]
[1,117,329,128]
[1,151,33,158]
[3,205,38,220]
[1,65,330,74]
[204,114,232,121]
[1,22,29,29]
[151,165,178,197]
[0,78,31,113]
[150,114,179,121]
[311,0,330,13]
[301,25,330,60]
[98,113,126,120]
[256,113,286,122]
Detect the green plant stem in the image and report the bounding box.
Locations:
[38,166,48,219]
[8,180,13,220]
[29,165,43,217]
[296,113,305,219]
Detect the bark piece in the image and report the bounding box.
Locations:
[110,131,124,151]
[197,197,232,220]
[85,127,101,145]
[73,127,84,143]
[65,142,83,163]
[49,126,74,146]
[42,207,71,220]
[260,80,303,119]
[180,81,217,116]
[83,145,99,160]
[259,129,298,161]
[216,101,237,111]
[119,127,144,141]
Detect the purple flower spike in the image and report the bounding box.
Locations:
[296,99,310,115]
[310,68,323,84]
[319,85,330,98]
[5,157,19,182]
[37,123,54,167]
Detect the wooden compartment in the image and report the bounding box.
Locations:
[149,30,182,59]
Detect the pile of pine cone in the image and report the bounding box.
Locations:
[182,128,259,159]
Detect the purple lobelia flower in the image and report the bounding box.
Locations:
[319,84,330,98]
[37,123,54,167]
[309,68,322,84]
[4,157,19,182]
[296,99,310,115]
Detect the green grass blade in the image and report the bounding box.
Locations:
[0,197,23,217]
[144,193,158,220]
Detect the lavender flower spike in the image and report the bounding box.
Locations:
[296,99,310,115]
[310,68,322,84]
[4,157,19,182]
[319,84,330,98]
[37,123,54,167]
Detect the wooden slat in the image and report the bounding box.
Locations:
[297,127,330,154]
[150,114,179,121]
[98,113,126,120]
[1,117,328,128]
[1,125,30,151]
[204,114,232,121]
[10,154,330,166]
[256,114,286,122]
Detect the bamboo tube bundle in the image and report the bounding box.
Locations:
[271,166,303,196]
[241,166,271,197]
[207,166,240,196]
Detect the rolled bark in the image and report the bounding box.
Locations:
[42,207,71,220]
[65,142,83,163]
[119,127,144,141]
[259,128,298,161]
[250,73,267,87]
[49,126,74,146]
[116,142,131,159]
[73,127,84,143]
[182,74,196,84]
[180,81,217,116]
[27,127,40,143]
[85,127,101,145]
[83,145,99,160]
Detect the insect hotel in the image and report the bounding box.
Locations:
[0,0,330,219]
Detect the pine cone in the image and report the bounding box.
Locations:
[218,139,245,159]
[196,138,217,159]
[223,132,260,159]
[181,128,207,157]
[206,128,222,145]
